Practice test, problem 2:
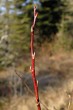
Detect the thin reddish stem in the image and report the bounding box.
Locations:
[30,6,41,110]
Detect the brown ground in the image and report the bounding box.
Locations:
[0,52,73,110]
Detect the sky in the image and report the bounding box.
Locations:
[0,0,39,14]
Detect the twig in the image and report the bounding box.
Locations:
[30,6,41,110]
[15,68,49,110]
[15,69,34,95]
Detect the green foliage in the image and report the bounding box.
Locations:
[9,0,34,57]
[0,0,32,68]
[0,0,73,68]
[36,0,66,42]
[62,1,73,37]
[57,0,73,51]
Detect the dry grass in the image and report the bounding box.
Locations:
[0,51,73,110]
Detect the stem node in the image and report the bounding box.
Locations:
[32,52,35,59]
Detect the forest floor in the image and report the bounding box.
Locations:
[0,50,73,110]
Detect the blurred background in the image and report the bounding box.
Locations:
[0,0,73,110]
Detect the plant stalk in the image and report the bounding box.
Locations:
[30,6,41,110]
